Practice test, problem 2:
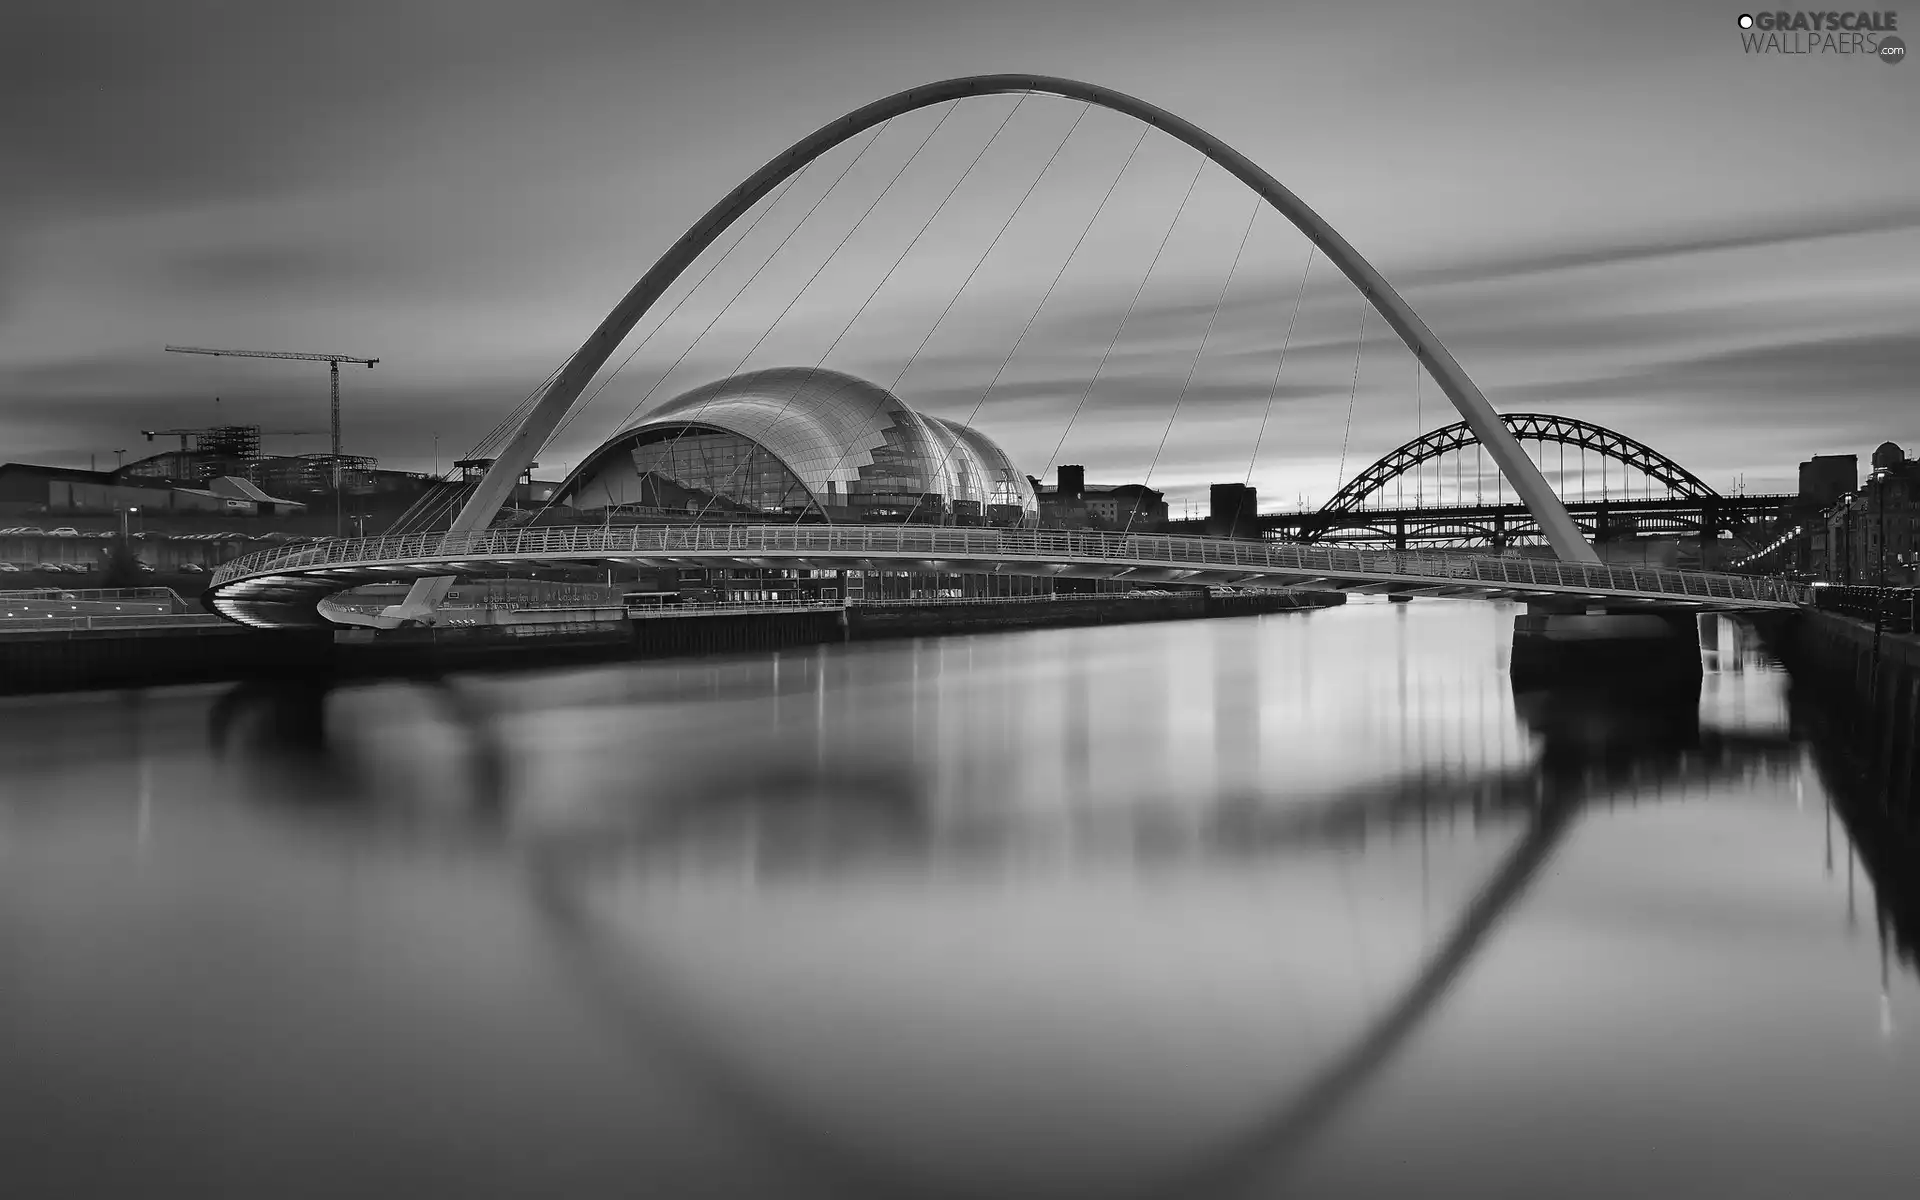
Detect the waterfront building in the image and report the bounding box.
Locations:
[548,367,1060,601]
[1820,441,1918,585]
[553,367,1038,527]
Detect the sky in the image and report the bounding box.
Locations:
[4,0,1916,510]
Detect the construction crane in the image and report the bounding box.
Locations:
[165,344,379,536]
[138,426,325,454]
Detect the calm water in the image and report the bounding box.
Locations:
[3,601,1916,1199]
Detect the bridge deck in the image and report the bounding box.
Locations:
[206,525,1811,628]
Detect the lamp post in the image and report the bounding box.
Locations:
[1874,466,1888,588]
[1869,467,1889,692]
[1835,495,1850,583]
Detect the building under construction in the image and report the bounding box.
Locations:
[118,424,382,499]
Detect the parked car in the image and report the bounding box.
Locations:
[37,562,64,573]
[48,527,82,537]
[179,563,206,574]
[0,562,19,573]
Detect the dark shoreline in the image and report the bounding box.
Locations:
[0,590,1344,696]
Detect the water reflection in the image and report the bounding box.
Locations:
[5,604,1917,1199]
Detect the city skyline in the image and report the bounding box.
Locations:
[5,0,1915,508]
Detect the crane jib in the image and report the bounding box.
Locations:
[163,343,380,539]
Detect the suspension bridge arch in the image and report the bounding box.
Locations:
[1318,413,1722,518]
[390,73,1598,622]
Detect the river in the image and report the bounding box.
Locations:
[3,600,1916,1199]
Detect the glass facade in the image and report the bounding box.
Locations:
[626,428,811,514]
[559,367,1038,523]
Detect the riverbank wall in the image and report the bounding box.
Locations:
[1767,608,1920,972]
[1764,608,1920,811]
[0,590,1344,695]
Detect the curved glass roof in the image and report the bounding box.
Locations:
[561,367,1037,517]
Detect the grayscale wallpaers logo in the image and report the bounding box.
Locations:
[1737,11,1905,59]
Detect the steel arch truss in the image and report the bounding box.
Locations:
[1319,414,1720,519]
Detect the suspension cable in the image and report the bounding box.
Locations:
[686,93,1033,523]
[542,160,817,462]
[389,155,822,536]
[807,101,1089,526]
[1413,359,1422,507]
[1333,303,1368,497]
[405,164,817,536]
[1039,153,1207,499]
[384,358,568,534]
[701,94,1035,522]
[528,120,898,525]
[893,124,1151,530]
[1246,244,1314,492]
[687,100,967,521]
[595,123,890,445]
[1127,194,1260,535]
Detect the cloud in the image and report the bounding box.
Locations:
[1526,331,1920,413]
[1398,204,1920,289]
[164,244,397,295]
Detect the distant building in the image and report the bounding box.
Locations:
[1084,484,1168,530]
[0,463,235,517]
[1033,465,1169,532]
[1206,483,1260,539]
[1819,441,1918,585]
[1798,453,1858,507]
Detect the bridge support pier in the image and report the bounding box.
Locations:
[1510,602,1702,693]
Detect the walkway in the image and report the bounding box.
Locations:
[207,524,1811,628]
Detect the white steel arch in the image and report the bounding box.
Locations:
[389,74,1598,624]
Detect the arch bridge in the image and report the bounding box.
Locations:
[1266,415,1795,549]
[198,74,1808,626]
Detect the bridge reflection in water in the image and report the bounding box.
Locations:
[4,604,1914,1198]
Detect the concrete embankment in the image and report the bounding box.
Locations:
[0,590,1343,695]
[1765,609,1920,964]
[1764,608,1920,810]
[0,623,334,694]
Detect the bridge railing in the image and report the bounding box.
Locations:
[210,524,1815,607]
[1811,585,1918,633]
[0,586,199,612]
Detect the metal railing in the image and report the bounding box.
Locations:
[211,524,1815,609]
[0,613,229,633]
[320,592,1153,622]
[0,586,196,608]
[1811,585,1918,633]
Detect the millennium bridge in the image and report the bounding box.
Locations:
[208,523,1810,629]
[202,73,1815,631]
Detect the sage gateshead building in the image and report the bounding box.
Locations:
[553,367,1039,526]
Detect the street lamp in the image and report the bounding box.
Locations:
[1841,493,1856,584]
[1872,466,1889,588]
[1868,466,1891,681]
